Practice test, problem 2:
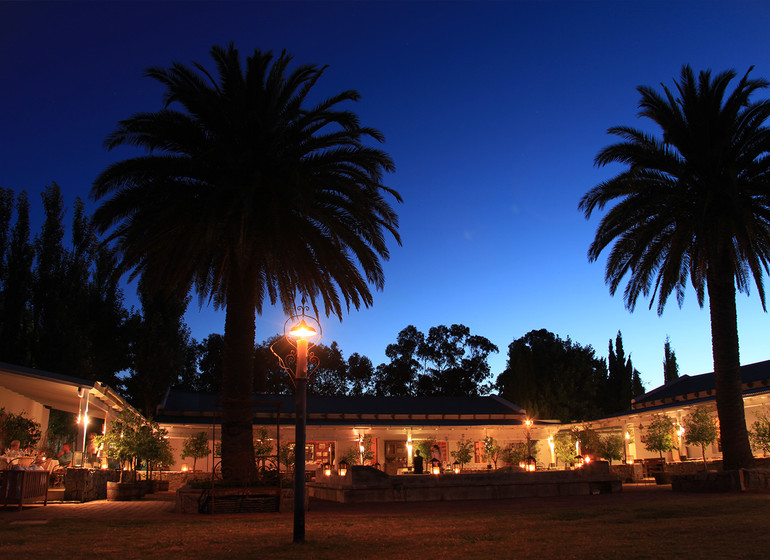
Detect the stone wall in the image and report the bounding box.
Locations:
[309,462,622,504]
[64,468,121,502]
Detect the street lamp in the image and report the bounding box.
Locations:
[271,301,321,544]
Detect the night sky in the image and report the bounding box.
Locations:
[3,1,769,390]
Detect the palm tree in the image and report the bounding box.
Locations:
[579,65,770,470]
[91,45,401,481]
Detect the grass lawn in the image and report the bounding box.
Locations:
[1,493,769,559]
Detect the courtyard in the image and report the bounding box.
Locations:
[1,485,769,559]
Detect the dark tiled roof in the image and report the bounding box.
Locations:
[157,390,526,427]
[632,359,770,410]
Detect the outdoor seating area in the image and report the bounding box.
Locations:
[0,469,49,510]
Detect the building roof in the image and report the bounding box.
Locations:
[631,359,770,411]
[157,389,527,427]
[0,361,134,417]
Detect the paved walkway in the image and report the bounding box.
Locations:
[0,483,720,523]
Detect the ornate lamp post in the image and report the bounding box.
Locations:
[271,302,321,544]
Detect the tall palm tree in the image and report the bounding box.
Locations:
[579,65,770,470]
[91,45,401,481]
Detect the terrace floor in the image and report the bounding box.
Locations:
[0,482,723,522]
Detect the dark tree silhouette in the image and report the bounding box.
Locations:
[91,45,401,481]
[580,65,770,469]
[663,336,680,384]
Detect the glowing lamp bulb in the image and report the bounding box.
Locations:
[288,319,317,339]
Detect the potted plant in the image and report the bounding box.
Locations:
[641,415,677,484]
[181,431,210,473]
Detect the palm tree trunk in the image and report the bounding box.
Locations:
[707,266,754,470]
[220,273,257,483]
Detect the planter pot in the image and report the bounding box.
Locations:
[107,481,142,501]
[654,472,672,485]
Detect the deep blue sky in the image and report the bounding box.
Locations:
[3,1,769,391]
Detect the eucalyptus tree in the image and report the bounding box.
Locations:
[580,65,770,469]
[91,44,401,481]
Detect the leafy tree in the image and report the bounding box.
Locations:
[417,437,437,464]
[579,65,770,470]
[347,353,375,396]
[0,190,34,365]
[373,326,423,396]
[502,441,540,467]
[91,45,401,482]
[663,336,680,384]
[496,329,607,422]
[682,406,719,467]
[572,425,602,457]
[179,334,223,394]
[44,409,77,455]
[749,408,770,455]
[124,282,192,417]
[96,410,161,475]
[596,433,624,464]
[482,435,501,468]
[181,431,210,472]
[641,415,677,461]
[253,427,274,468]
[450,434,474,468]
[279,442,296,472]
[552,431,576,467]
[606,332,636,412]
[0,408,42,449]
[32,184,67,373]
[416,324,498,396]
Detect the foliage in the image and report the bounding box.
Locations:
[571,425,602,457]
[253,427,274,467]
[663,337,679,384]
[91,44,401,482]
[44,409,77,455]
[450,434,474,467]
[279,442,296,471]
[357,433,375,465]
[181,432,210,472]
[482,435,501,468]
[417,438,437,464]
[595,434,624,464]
[683,407,719,466]
[641,415,677,460]
[0,186,132,385]
[606,331,641,412]
[0,408,42,449]
[552,432,576,467]
[123,280,192,417]
[339,446,360,467]
[372,324,498,397]
[495,329,608,422]
[501,442,539,467]
[580,65,769,470]
[95,410,169,475]
[749,409,770,455]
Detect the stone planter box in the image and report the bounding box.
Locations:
[107,481,143,501]
[175,484,298,514]
[309,463,622,504]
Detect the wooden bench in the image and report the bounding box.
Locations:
[1,470,49,510]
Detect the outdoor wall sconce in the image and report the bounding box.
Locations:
[323,463,331,477]
[430,458,441,475]
[575,455,585,468]
[338,460,348,477]
[453,460,461,474]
